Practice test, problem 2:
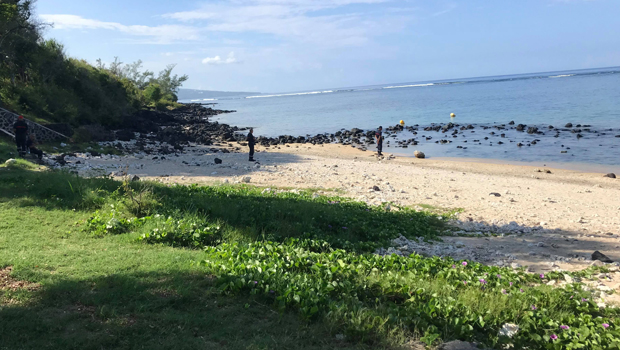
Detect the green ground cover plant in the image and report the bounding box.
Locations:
[0,141,618,349]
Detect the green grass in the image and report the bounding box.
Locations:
[0,139,619,350]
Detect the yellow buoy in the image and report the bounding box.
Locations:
[450,113,456,118]
[399,120,405,125]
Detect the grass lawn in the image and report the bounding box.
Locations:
[0,139,619,350]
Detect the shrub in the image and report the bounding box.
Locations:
[143,83,162,104]
[138,215,222,248]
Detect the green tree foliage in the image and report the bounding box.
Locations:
[99,58,188,104]
[143,83,162,104]
[0,0,188,127]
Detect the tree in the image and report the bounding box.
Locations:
[0,0,46,85]
[154,64,188,101]
[143,83,162,104]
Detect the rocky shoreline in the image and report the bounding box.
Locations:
[45,103,620,162]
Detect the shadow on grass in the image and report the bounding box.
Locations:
[1,270,383,350]
[0,166,443,252]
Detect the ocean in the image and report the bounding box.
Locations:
[182,67,620,169]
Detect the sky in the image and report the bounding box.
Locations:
[37,0,620,93]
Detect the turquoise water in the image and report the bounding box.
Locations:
[184,67,620,166]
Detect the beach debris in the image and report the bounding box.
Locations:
[592,251,613,263]
[372,185,381,191]
[414,150,425,159]
[499,323,519,338]
[604,173,616,179]
[4,159,16,165]
[489,192,501,197]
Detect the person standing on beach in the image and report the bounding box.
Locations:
[13,115,28,157]
[247,128,256,161]
[375,126,383,156]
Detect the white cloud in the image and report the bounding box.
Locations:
[432,3,457,17]
[162,0,407,47]
[41,1,412,48]
[39,14,201,43]
[202,52,240,64]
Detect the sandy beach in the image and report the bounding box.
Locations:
[70,142,620,302]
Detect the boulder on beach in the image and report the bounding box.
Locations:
[592,250,613,263]
[350,128,363,135]
[414,150,425,159]
[214,158,223,164]
[604,173,616,179]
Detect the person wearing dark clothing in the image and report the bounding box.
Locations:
[13,116,28,157]
[246,128,256,161]
[375,126,383,156]
[26,134,43,160]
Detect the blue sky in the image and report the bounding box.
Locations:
[38,0,620,93]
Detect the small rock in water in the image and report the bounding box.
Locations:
[214,158,223,164]
[604,173,616,179]
[592,251,614,263]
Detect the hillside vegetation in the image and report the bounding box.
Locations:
[0,0,187,127]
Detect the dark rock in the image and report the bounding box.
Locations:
[516,124,526,131]
[130,175,140,182]
[74,125,115,142]
[350,128,363,135]
[527,127,538,134]
[489,192,501,197]
[508,121,515,125]
[565,123,573,128]
[604,173,616,179]
[116,130,135,141]
[373,185,381,191]
[214,158,223,164]
[89,151,101,157]
[592,251,613,263]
